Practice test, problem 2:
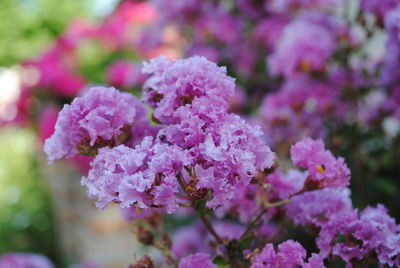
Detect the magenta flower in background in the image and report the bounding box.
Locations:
[24,46,85,98]
[38,105,59,143]
[106,60,145,88]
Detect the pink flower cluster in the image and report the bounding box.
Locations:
[44,54,400,267]
[47,56,274,216]
[44,87,149,162]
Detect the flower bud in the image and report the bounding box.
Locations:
[137,226,154,246]
[131,255,154,268]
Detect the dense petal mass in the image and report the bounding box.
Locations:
[196,114,274,209]
[44,87,146,162]
[82,139,153,209]
[82,136,192,213]
[142,56,235,123]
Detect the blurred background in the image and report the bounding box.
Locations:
[1,0,400,267]
[0,1,147,267]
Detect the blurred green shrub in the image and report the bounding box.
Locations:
[0,0,87,66]
[0,127,60,264]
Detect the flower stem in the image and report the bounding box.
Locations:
[153,242,178,267]
[240,199,291,240]
[198,212,225,245]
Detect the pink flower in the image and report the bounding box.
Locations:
[291,137,350,188]
[45,87,145,162]
[106,61,145,88]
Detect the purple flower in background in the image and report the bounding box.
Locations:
[214,221,245,240]
[153,0,201,22]
[44,87,146,162]
[291,137,350,188]
[193,9,242,45]
[172,224,210,258]
[178,253,216,268]
[0,253,54,268]
[235,0,267,18]
[260,77,338,145]
[253,15,289,49]
[267,0,340,13]
[286,188,354,227]
[266,169,307,199]
[381,6,400,85]
[268,17,336,78]
[215,181,259,223]
[361,0,400,20]
[384,87,400,119]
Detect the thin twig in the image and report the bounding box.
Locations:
[153,242,178,267]
[240,199,291,240]
[240,208,267,240]
[198,212,225,245]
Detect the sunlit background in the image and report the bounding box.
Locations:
[0,1,130,267]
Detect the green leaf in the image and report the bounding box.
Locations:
[197,200,212,216]
[238,235,254,251]
[212,256,230,268]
